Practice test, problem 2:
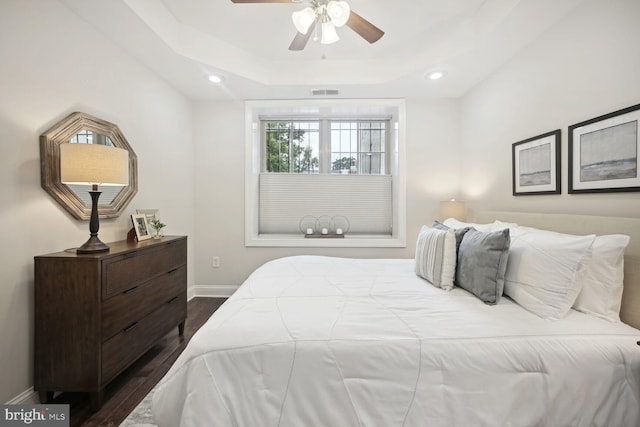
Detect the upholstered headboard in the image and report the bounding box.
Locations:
[476,211,640,330]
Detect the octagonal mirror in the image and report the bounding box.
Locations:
[40,112,138,220]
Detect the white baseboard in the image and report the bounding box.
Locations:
[191,285,238,298]
[6,387,39,405]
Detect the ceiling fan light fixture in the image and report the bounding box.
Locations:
[320,21,339,44]
[326,1,351,27]
[237,0,382,51]
[292,7,316,34]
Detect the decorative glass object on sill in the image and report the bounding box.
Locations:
[317,215,332,235]
[299,215,349,238]
[299,215,318,235]
[331,215,350,235]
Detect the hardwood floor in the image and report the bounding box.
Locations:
[50,297,227,427]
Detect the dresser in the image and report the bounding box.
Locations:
[34,236,187,410]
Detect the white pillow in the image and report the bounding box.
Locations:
[504,225,595,319]
[415,226,456,290]
[443,218,494,233]
[573,234,630,322]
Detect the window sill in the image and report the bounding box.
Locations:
[245,234,406,248]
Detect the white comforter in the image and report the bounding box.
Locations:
[152,256,640,427]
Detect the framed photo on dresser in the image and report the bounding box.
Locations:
[131,213,151,241]
[137,208,160,223]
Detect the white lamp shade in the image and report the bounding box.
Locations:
[292,7,315,34]
[321,21,339,44]
[60,143,129,186]
[327,1,350,27]
[439,200,467,221]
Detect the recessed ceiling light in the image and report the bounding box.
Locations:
[426,70,447,80]
[208,74,222,83]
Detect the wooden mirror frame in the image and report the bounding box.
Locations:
[40,112,138,220]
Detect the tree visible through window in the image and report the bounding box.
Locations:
[264,119,387,175]
[265,121,319,173]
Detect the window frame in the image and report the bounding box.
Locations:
[245,99,406,248]
[260,118,391,175]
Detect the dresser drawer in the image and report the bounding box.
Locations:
[102,265,186,341]
[102,291,187,382]
[102,238,186,298]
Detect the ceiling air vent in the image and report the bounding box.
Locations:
[311,89,339,96]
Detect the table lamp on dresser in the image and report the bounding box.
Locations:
[60,143,129,253]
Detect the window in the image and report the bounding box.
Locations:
[265,121,320,173]
[331,121,386,175]
[263,119,388,175]
[245,99,406,248]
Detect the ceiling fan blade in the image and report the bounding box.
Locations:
[346,11,384,44]
[289,21,316,51]
[230,0,294,3]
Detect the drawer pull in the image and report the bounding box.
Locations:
[167,296,179,305]
[168,267,179,274]
[123,286,139,294]
[123,322,139,333]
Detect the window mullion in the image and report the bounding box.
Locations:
[385,123,390,175]
[320,119,331,174]
[289,123,294,173]
[260,121,266,173]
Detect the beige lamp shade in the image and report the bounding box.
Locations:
[440,200,467,221]
[60,143,129,186]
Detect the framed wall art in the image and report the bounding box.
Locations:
[569,103,640,193]
[131,213,151,241]
[512,129,561,195]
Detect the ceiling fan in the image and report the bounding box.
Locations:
[230,0,384,51]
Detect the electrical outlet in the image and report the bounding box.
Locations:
[212,256,220,268]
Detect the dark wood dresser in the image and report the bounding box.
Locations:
[34,235,187,410]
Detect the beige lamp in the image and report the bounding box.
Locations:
[439,199,467,221]
[60,143,129,253]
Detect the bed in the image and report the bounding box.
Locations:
[152,212,640,426]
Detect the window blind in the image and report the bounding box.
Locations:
[259,173,392,234]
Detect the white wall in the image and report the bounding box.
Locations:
[192,98,461,294]
[460,0,640,218]
[0,1,194,402]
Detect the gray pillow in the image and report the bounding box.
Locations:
[456,228,510,304]
[432,220,470,254]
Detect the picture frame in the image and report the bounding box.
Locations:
[136,208,160,223]
[512,129,561,196]
[131,213,151,241]
[569,103,640,193]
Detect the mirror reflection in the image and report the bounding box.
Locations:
[40,112,138,220]
[66,130,120,206]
